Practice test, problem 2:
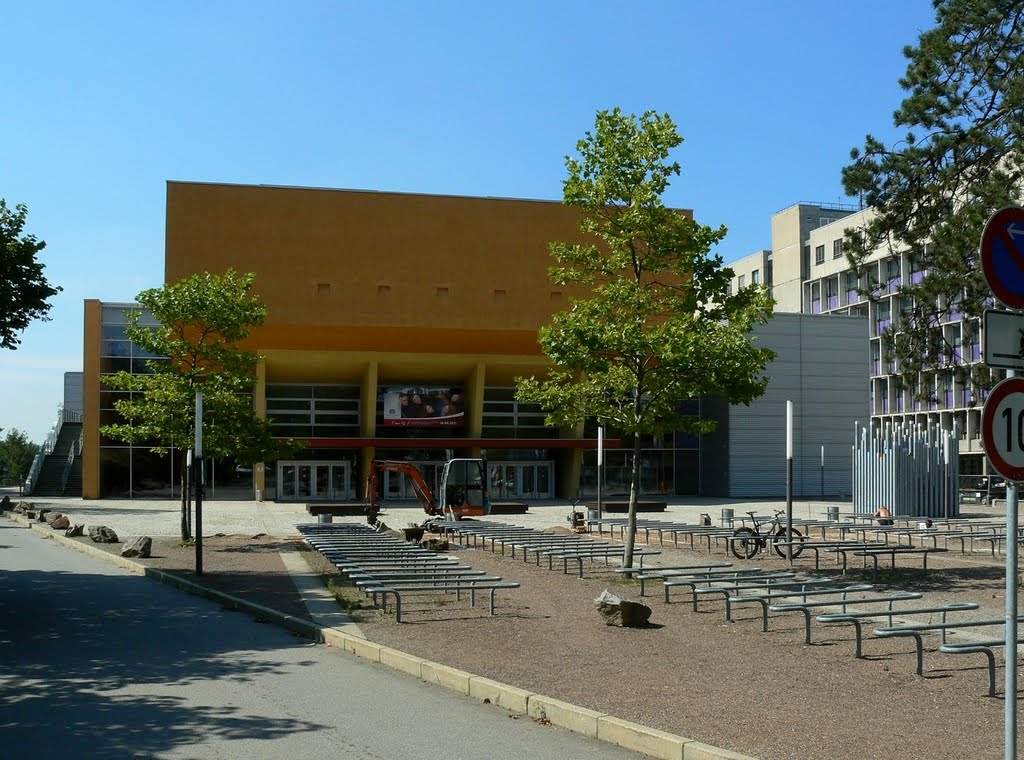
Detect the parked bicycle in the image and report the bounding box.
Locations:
[729,510,805,559]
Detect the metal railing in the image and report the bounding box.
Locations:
[60,428,84,493]
[24,406,83,496]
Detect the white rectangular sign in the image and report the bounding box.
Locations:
[983,309,1024,370]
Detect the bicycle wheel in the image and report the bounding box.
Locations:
[772,527,804,559]
[730,527,760,559]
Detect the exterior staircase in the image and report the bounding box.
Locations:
[30,422,83,497]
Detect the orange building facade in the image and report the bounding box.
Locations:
[83,181,707,502]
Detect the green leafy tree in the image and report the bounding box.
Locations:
[0,428,40,486]
[516,108,776,567]
[842,0,1024,395]
[101,270,301,541]
[0,200,62,349]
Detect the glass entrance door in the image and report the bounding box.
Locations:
[487,462,554,499]
[519,463,553,499]
[276,461,350,501]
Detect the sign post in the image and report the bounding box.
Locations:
[980,206,1024,760]
[785,401,793,565]
[983,309,1024,370]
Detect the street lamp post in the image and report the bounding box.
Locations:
[195,391,204,577]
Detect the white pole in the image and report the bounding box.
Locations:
[597,426,604,519]
[786,401,793,564]
[1005,371,1017,760]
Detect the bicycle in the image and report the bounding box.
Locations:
[729,510,805,560]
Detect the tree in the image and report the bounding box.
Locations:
[0,428,40,486]
[0,200,62,349]
[516,108,776,567]
[841,0,1024,395]
[101,270,301,541]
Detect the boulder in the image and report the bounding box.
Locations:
[120,536,152,558]
[88,525,119,544]
[49,515,70,530]
[37,509,52,523]
[421,538,449,552]
[65,524,85,538]
[594,589,652,628]
[0,495,10,511]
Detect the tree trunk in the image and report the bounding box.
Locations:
[179,450,191,543]
[623,433,643,569]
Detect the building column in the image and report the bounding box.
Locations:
[82,300,102,499]
[467,361,486,457]
[360,361,379,497]
[254,357,267,498]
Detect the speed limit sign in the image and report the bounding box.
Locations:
[982,376,1024,481]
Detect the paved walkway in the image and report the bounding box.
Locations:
[9,488,959,538]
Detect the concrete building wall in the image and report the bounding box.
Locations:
[768,203,858,312]
[164,181,615,353]
[726,313,869,498]
[729,250,770,296]
[63,372,83,415]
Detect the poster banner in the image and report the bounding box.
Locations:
[382,386,465,427]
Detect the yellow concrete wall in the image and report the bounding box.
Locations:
[82,300,102,499]
[165,182,594,349]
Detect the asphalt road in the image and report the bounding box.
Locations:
[0,519,646,759]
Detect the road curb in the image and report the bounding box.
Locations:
[2,509,755,760]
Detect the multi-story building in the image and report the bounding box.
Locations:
[72,182,868,502]
[731,201,989,475]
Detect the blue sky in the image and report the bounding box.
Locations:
[1,1,937,444]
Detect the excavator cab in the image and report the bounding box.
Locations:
[440,458,491,518]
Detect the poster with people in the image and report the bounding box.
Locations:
[382,386,465,427]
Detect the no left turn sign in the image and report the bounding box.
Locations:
[982,376,1024,481]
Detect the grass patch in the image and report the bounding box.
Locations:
[326,578,369,614]
[299,545,369,616]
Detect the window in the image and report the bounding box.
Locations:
[738,274,746,288]
[751,269,760,285]
[833,238,843,259]
[815,245,825,265]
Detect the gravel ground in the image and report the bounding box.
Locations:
[356,529,1018,760]
[11,498,1024,760]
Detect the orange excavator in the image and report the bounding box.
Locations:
[363,458,492,524]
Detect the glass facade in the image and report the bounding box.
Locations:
[98,304,255,499]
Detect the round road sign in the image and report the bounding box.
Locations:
[980,206,1024,309]
[982,376,1024,481]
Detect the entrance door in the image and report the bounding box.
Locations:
[276,461,351,501]
[489,462,554,499]
[488,464,517,500]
